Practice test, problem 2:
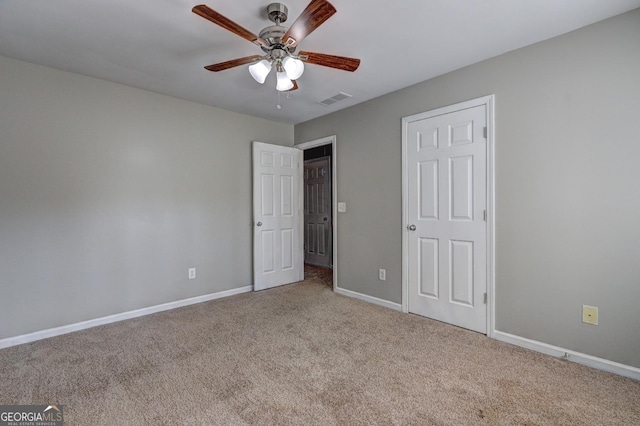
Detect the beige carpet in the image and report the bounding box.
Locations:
[1,281,638,425]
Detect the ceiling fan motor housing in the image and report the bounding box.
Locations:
[259,26,287,47]
[260,3,294,54]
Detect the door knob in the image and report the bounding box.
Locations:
[407,224,416,231]
[323,217,328,222]
[257,222,263,227]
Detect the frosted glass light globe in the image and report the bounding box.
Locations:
[248,59,272,84]
[276,71,294,91]
[282,56,304,80]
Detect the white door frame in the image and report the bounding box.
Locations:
[295,135,338,291]
[401,95,495,337]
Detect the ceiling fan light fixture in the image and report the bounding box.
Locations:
[248,59,272,84]
[276,70,294,91]
[194,1,360,94]
[282,56,304,80]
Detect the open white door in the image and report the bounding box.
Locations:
[253,142,303,291]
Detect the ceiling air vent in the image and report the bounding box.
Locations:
[318,92,352,106]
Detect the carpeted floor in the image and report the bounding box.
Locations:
[1,281,638,425]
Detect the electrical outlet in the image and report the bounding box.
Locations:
[582,305,598,325]
[379,269,386,281]
[188,268,196,280]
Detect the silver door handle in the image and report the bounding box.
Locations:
[407,224,416,231]
[256,222,263,227]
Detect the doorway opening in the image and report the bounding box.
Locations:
[296,136,337,290]
[303,144,333,287]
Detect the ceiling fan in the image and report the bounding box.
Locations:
[192,0,361,92]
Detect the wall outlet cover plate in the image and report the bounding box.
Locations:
[582,305,598,325]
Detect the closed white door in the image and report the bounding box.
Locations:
[253,142,303,291]
[404,104,487,333]
[304,156,332,268]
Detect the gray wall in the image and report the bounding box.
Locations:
[295,10,640,368]
[0,56,293,339]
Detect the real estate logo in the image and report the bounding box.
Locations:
[0,405,63,426]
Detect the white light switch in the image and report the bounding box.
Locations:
[338,202,346,213]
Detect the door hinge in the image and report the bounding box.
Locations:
[483,210,487,221]
[483,127,488,138]
[484,293,487,304]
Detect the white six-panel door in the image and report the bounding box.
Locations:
[404,103,488,333]
[253,142,303,291]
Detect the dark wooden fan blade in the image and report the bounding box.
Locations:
[204,55,262,72]
[282,0,336,47]
[299,51,360,72]
[193,5,266,47]
[286,80,299,92]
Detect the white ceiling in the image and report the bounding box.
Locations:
[1,0,638,124]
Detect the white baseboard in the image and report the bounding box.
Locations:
[493,330,640,381]
[335,286,402,312]
[0,286,253,350]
